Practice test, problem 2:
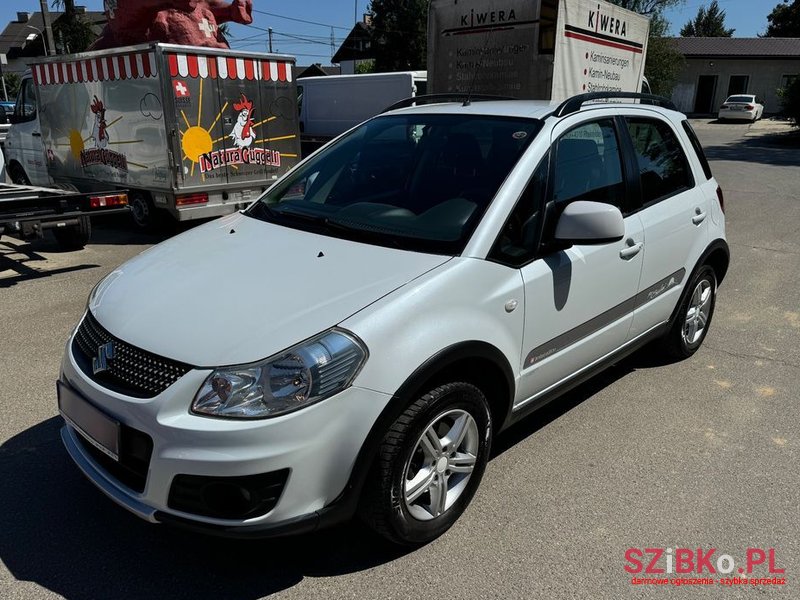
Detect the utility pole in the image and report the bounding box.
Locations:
[330,27,335,61]
[268,27,273,53]
[39,0,57,57]
[355,0,358,25]
[0,54,8,102]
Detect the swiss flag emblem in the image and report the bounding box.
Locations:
[173,80,190,98]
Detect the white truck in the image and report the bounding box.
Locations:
[5,43,300,229]
[298,71,426,155]
[428,0,649,101]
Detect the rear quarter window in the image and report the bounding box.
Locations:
[681,120,713,181]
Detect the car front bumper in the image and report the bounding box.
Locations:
[59,337,391,536]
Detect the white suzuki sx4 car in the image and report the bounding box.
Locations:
[58,93,729,545]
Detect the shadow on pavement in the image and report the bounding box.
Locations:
[0,342,677,598]
[703,132,800,167]
[0,418,410,600]
[491,346,669,458]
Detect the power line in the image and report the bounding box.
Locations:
[252,9,351,31]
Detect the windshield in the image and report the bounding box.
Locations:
[726,96,754,103]
[246,113,542,254]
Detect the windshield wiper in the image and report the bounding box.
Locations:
[323,217,407,249]
[246,201,278,222]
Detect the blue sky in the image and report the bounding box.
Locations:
[0,1,783,66]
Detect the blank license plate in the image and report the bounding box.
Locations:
[57,381,120,461]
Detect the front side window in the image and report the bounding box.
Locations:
[15,78,36,120]
[247,113,542,254]
[626,118,693,205]
[552,118,625,210]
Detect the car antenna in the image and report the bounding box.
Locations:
[464,27,495,107]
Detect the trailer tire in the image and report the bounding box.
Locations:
[53,216,91,250]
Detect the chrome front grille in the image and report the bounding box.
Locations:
[72,312,192,397]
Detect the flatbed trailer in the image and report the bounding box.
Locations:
[0,183,128,250]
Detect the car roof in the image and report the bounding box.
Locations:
[384,99,682,121]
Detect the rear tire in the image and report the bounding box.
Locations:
[658,265,717,360]
[359,382,492,546]
[129,192,159,231]
[53,216,91,250]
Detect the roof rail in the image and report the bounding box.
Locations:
[552,92,677,118]
[383,93,516,113]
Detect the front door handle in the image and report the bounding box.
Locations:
[692,208,706,225]
[619,240,643,260]
[32,131,42,137]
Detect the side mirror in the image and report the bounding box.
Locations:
[555,200,624,245]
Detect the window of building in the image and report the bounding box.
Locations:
[727,75,749,96]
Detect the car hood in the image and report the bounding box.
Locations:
[89,213,450,366]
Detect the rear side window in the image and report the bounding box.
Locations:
[681,120,713,180]
[625,118,693,205]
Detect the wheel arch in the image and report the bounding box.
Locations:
[703,239,730,285]
[667,238,730,330]
[317,341,516,529]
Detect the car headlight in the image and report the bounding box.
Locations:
[191,329,367,419]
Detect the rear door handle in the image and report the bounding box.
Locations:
[692,208,706,225]
[32,132,42,137]
[619,240,643,260]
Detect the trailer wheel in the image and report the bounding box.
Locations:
[129,192,159,231]
[53,216,91,250]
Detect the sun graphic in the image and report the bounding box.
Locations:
[53,90,144,167]
[69,128,84,159]
[178,78,297,180]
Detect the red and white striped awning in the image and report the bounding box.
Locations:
[33,52,157,86]
[32,51,293,86]
[167,52,293,83]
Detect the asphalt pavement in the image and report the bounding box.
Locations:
[1,120,798,600]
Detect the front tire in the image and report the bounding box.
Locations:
[659,265,717,359]
[360,382,492,546]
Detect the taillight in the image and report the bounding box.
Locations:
[176,193,208,206]
[745,104,755,110]
[716,186,725,214]
[89,193,128,208]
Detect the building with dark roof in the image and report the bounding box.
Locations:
[0,9,106,76]
[670,37,800,115]
[331,20,375,74]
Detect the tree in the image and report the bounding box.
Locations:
[606,0,682,16]
[50,0,98,54]
[1,72,21,101]
[368,0,427,72]
[607,0,685,97]
[643,13,685,96]
[764,0,800,37]
[779,76,800,126]
[680,1,735,37]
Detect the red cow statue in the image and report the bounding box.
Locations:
[90,0,253,50]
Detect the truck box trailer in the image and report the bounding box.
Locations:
[298,71,426,155]
[5,43,300,229]
[428,0,649,101]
